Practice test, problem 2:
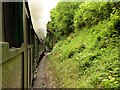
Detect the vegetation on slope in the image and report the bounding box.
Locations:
[46,1,120,88]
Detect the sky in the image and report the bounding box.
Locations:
[28,0,59,39]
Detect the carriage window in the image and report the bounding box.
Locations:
[3,2,23,48]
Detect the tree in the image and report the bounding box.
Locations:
[49,2,81,39]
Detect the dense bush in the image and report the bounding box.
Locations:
[47,2,120,43]
[46,2,81,49]
[49,2,80,39]
[74,2,113,30]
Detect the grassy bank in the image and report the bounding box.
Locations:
[46,1,120,88]
[48,19,119,88]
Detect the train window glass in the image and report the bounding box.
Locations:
[3,2,23,48]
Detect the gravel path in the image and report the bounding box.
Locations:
[33,53,58,88]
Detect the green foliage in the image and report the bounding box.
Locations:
[74,2,113,30]
[49,2,80,39]
[47,1,120,88]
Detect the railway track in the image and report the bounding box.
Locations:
[33,53,58,88]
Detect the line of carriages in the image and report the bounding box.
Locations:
[0,1,46,89]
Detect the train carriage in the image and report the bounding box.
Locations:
[0,0,45,88]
